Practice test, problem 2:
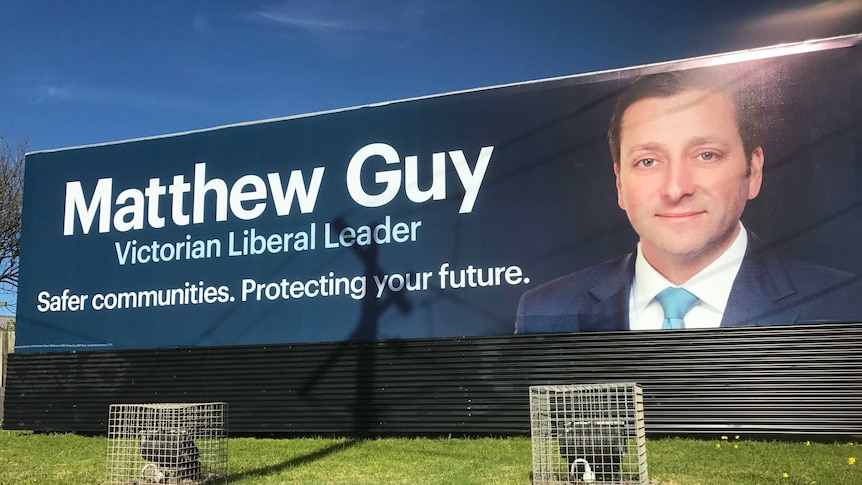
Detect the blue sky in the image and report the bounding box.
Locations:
[3,0,862,153]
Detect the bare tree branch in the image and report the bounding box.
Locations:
[0,137,25,297]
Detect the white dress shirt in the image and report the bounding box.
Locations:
[628,223,748,330]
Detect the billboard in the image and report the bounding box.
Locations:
[16,35,862,352]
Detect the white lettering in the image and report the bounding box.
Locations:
[449,146,493,213]
[64,179,113,235]
[346,143,493,213]
[230,175,267,220]
[346,143,401,208]
[268,168,325,215]
[192,162,228,224]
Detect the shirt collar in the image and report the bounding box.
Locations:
[632,222,748,315]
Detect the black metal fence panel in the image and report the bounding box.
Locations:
[4,323,862,437]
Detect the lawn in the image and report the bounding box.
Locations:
[0,430,859,484]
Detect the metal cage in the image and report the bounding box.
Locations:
[530,383,648,484]
[107,402,228,484]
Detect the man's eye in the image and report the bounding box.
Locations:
[636,158,656,168]
[699,151,717,161]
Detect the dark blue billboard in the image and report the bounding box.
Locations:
[16,35,862,351]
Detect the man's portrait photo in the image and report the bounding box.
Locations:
[516,68,862,334]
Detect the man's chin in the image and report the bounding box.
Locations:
[644,239,713,263]
[647,236,738,271]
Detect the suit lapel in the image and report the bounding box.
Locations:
[578,253,634,332]
[721,235,800,327]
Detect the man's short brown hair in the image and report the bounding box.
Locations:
[608,71,760,167]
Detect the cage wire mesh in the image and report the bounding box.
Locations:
[530,383,648,484]
[107,402,228,484]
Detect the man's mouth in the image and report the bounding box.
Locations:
[656,210,704,219]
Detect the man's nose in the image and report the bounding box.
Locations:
[660,159,695,201]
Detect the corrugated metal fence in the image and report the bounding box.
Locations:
[3,323,862,437]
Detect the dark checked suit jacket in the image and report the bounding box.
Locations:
[515,233,862,333]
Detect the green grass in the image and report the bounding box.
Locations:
[0,430,859,484]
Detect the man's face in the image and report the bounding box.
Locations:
[614,89,763,276]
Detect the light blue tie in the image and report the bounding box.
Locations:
[655,287,699,329]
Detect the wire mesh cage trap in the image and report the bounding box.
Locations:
[529,383,648,484]
[107,402,228,484]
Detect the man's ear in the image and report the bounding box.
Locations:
[614,163,626,210]
[747,147,764,200]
